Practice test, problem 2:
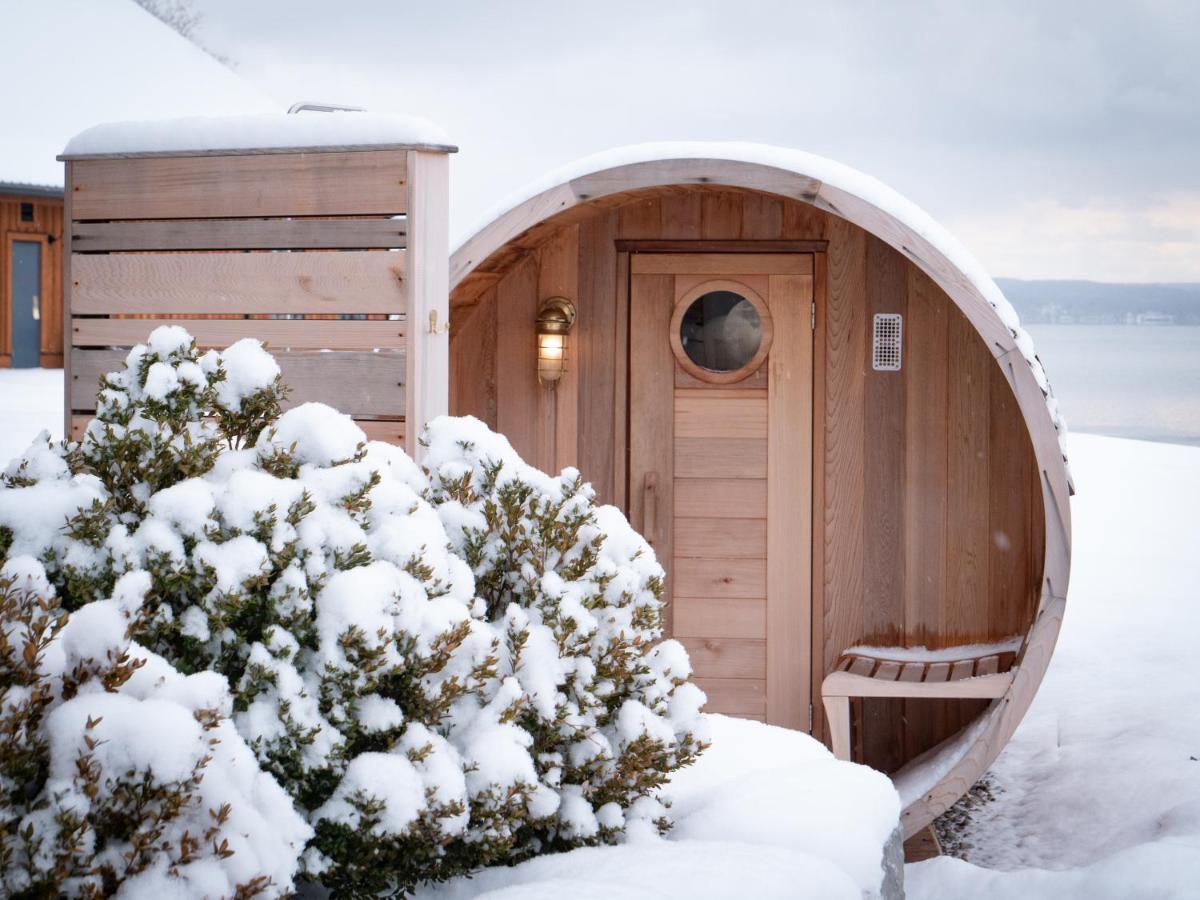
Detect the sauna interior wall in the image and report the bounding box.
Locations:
[450,187,1045,770]
[1,193,64,367]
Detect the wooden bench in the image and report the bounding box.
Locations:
[821,645,1021,761]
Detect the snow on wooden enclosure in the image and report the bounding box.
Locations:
[59,114,456,456]
[63,112,455,158]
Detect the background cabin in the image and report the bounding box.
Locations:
[0,187,63,368]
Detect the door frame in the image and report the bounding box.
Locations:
[3,232,51,367]
[618,240,828,734]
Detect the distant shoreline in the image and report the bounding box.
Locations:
[997,278,1200,326]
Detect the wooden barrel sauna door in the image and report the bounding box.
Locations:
[628,252,814,730]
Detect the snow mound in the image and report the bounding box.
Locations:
[418,714,902,900]
[415,839,863,900]
[669,715,900,895]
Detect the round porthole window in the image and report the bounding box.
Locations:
[670,281,773,384]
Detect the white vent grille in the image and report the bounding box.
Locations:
[872,313,903,371]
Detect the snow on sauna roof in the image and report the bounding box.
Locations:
[2,0,278,190]
[455,142,1071,480]
[62,111,456,159]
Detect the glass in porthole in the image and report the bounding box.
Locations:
[679,290,762,373]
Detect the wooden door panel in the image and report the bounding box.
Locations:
[675,437,767,479]
[674,597,767,639]
[693,676,767,718]
[675,516,768,558]
[674,478,768,518]
[628,255,813,731]
[674,395,768,438]
[679,637,766,679]
[673,557,767,599]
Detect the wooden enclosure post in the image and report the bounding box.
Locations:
[404,150,450,457]
[58,130,456,451]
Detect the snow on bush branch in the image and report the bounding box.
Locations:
[0,326,706,897]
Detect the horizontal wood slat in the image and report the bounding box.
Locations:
[693,676,767,716]
[679,637,766,679]
[674,478,768,518]
[673,557,766,599]
[71,349,405,418]
[355,419,406,445]
[72,218,407,252]
[71,414,405,446]
[72,317,405,351]
[674,396,767,439]
[674,517,767,558]
[632,253,813,275]
[675,437,767,479]
[70,151,408,220]
[72,251,405,315]
[674,597,767,639]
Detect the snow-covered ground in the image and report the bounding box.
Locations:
[2,369,1199,897]
[909,431,1200,898]
[416,715,900,899]
[2,369,64,461]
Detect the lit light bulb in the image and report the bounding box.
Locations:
[535,298,576,385]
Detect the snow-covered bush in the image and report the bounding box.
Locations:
[423,417,706,852]
[0,557,309,898]
[0,327,705,897]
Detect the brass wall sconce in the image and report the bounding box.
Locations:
[535,297,576,385]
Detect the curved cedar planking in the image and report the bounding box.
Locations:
[450,155,1072,836]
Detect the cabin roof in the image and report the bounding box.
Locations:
[452,142,1071,486]
[0,182,64,200]
[60,112,457,160]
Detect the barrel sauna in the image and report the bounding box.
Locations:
[448,145,1072,836]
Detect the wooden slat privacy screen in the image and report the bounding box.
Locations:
[61,143,453,455]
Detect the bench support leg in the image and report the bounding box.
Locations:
[824,695,852,761]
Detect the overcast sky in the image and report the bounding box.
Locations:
[192,0,1199,282]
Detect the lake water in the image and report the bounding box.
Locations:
[1026,325,1200,445]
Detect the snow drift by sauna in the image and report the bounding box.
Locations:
[58,116,1071,838]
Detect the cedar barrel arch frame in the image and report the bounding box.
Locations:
[449,145,1072,837]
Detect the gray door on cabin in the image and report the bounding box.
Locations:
[10,240,41,368]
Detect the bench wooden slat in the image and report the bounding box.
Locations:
[976,655,1000,676]
[875,661,901,681]
[838,657,854,672]
[848,657,876,677]
[948,660,975,681]
[899,663,924,682]
[924,662,951,682]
